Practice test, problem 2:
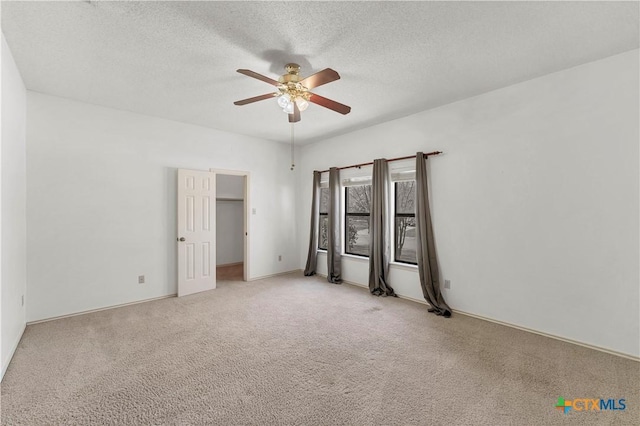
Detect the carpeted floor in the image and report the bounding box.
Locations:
[1,273,638,425]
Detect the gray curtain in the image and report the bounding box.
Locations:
[368,159,396,296]
[303,171,320,276]
[327,167,342,283]
[415,152,451,317]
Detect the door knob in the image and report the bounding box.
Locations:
[178,237,186,242]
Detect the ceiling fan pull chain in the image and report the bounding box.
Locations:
[290,123,295,171]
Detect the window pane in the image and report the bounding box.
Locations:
[319,188,329,214]
[319,216,328,250]
[395,217,417,264]
[395,181,415,214]
[346,216,370,256]
[346,185,371,214]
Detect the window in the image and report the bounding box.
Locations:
[345,185,371,257]
[318,187,329,250]
[394,181,417,264]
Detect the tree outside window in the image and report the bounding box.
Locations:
[395,181,417,264]
[345,185,371,256]
[318,187,329,250]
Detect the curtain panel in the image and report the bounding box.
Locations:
[415,152,451,317]
[303,171,320,276]
[368,159,396,296]
[327,167,342,283]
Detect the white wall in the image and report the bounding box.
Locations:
[26,93,298,322]
[216,201,244,265]
[298,50,639,357]
[216,174,244,199]
[1,34,27,379]
[216,174,244,265]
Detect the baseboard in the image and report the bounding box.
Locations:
[318,274,640,362]
[26,271,302,324]
[317,274,372,293]
[452,309,639,362]
[27,294,177,325]
[248,269,301,281]
[1,322,26,382]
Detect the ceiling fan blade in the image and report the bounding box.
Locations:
[289,102,301,123]
[308,93,351,115]
[236,69,279,86]
[233,93,276,106]
[300,68,340,89]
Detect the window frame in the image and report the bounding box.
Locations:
[393,180,418,265]
[344,185,371,258]
[318,186,329,251]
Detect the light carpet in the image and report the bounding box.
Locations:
[1,273,638,425]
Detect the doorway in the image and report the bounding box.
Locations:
[212,170,249,281]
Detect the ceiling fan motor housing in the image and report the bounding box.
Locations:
[277,64,310,101]
[279,63,301,84]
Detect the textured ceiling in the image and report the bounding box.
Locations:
[2,1,638,144]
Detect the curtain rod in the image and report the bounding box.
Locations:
[316,151,442,174]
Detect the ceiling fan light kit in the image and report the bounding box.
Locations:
[276,64,310,115]
[234,63,351,123]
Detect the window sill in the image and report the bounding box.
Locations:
[390,261,418,272]
[341,253,369,262]
[318,253,417,271]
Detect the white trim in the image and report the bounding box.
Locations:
[453,309,640,362]
[316,273,367,289]
[248,269,301,281]
[208,168,248,177]
[389,261,418,271]
[27,295,176,325]
[388,157,416,177]
[339,164,373,183]
[330,254,418,270]
[316,274,639,362]
[341,277,368,290]
[342,176,372,187]
[210,168,250,282]
[1,322,26,382]
[341,253,368,262]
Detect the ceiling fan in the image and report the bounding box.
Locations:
[233,63,351,123]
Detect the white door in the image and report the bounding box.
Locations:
[177,169,216,297]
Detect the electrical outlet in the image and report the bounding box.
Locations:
[444,279,451,289]
[278,255,282,261]
[21,295,24,307]
[252,208,257,215]
[138,275,145,284]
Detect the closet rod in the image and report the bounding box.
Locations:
[316,151,442,174]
